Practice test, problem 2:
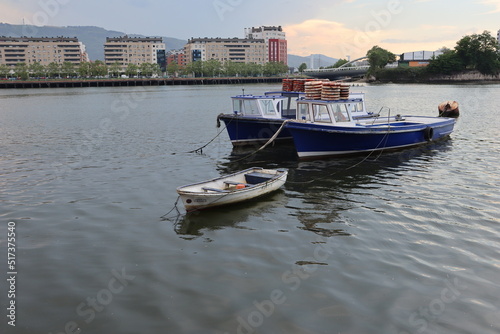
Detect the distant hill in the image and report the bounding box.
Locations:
[0,23,187,61]
[288,54,339,69]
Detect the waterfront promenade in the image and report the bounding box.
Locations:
[0,76,284,89]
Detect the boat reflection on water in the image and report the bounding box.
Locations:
[174,138,453,239]
[173,190,287,239]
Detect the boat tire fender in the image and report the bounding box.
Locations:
[424,127,433,141]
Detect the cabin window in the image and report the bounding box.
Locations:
[259,99,277,115]
[297,103,310,120]
[233,99,242,113]
[313,104,331,123]
[333,104,350,122]
[350,102,364,113]
[234,99,260,115]
[245,100,260,115]
[283,98,298,118]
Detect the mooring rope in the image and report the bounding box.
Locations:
[185,113,232,154]
[160,195,181,221]
[228,119,291,163]
[287,108,393,184]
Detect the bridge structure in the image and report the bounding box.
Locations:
[303,56,397,80]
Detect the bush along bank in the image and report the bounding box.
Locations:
[370,68,500,84]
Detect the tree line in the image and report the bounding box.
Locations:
[367,30,500,78]
[0,59,290,80]
[168,60,289,77]
[298,30,500,79]
[0,60,163,80]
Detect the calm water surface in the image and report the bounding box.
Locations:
[0,83,499,334]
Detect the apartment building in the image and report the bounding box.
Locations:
[184,37,266,65]
[245,26,287,64]
[104,36,165,68]
[0,36,88,66]
[166,49,187,67]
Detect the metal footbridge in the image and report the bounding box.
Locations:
[303,56,397,80]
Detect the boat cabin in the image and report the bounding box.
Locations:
[295,96,367,125]
[231,91,304,119]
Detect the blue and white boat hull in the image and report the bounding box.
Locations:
[286,117,456,159]
[218,115,292,146]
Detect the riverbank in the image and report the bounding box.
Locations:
[0,76,284,89]
[370,69,500,84]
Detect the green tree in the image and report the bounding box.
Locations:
[223,61,241,77]
[61,62,76,78]
[151,63,161,77]
[125,63,139,77]
[78,62,91,77]
[298,63,307,73]
[247,62,263,77]
[29,62,45,78]
[46,62,61,78]
[366,46,396,76]
[202,59,222,77]
[14,63,29,80]
[0,64,10,78]
[332,59,349,68]
[455,31,500,74]
[426,51,464,75]
[167,62,179,77]
[183,60,204,77]
[90,60,108,77]
[263,62,288,76]
[109,62,122,77]
[139,63,154,77]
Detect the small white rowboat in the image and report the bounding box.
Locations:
[176,167,288,212]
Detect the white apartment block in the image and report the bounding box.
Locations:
[104,36,165,68]
[0,37,88,66]
[245,26,287,64]
[184,37,266,64]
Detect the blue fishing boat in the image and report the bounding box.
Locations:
[284,96,457,159]
[217,88,374,146]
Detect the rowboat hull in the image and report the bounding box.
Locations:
[176,167,288,211]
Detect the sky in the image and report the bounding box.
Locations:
[0,0,499,59]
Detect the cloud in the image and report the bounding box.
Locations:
[478,0,500,13]
[285,19,384,59]
[284,19,470,59]
[0,3,32,24]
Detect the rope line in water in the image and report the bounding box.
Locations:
[164,108,395,216]
[185,113,232,154]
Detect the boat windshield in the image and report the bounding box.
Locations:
[233,99,260,115]
[333,103,351,122]
[297,103,310,121]
[259,99,277,116]
[313,104,332,123]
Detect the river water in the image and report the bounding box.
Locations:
[1,83,499,334]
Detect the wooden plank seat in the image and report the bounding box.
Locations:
[202,187,229,193]
[223,180,251,187]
